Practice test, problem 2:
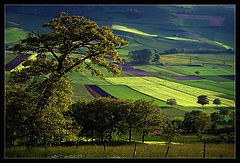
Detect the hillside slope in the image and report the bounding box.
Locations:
[5,5,235,52]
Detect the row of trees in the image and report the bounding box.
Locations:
[166,96,222,108]
[197,95,222,108]
[6,94,183,146]
[68,97,177,143]
[180,109,234,142]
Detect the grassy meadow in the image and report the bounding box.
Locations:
[6,142,235,159]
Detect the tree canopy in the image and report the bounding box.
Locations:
[197,95,209,108]
[128,48,158,64]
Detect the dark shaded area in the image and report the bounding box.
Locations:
[169,76,204,80]
[219,75,235,81]
[84,85,116,99]
[5,53,32,71]
[119,64,156,77]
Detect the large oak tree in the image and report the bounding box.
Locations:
[6,12,129,147]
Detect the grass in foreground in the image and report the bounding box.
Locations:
[5,143,235,159]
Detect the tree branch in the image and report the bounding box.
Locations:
[64,53,96,74]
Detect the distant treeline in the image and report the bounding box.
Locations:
[159,48,234,55]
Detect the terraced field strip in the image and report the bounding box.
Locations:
[132,85,198,106]
[120,64,156,77]
[169,76,204,80]
[169,66,234,76]
[214,41,233,50]
[164,37,199,42]
[84,85,116,99]
[68,71,111,85]
[106,77,235,107]
[69,83,94,102]
[5,53,32,71]
[98,85,167,106]
[111,24,158,37]
[133,65,186,76]
[160,76,234,97]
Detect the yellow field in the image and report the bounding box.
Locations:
[164,37,199,42]
[107,77,235,107]
[214,41,233,50]
[10,53,38,72]
[111,25,158,37]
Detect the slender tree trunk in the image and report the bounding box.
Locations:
[142,131,145,143]
[132,142,137,159]
[109,128,113,142]
[165,145,170,157]
[203,140,206,158]
[129,125,132,142]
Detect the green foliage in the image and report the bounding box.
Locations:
[194,113,211,141]
[134,98,166,142]
[213,98,221,107]
[210,112,224,127]
[69,97,166,143]
[5,76,77,147]
[10,12,129,81]
[161,120,181,144]
[128,48,157,64]
[183,110,202,133]
[69,97,129,142]
[166,99,177,108]
[219,108,229,116]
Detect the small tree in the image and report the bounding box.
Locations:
[135,98,166,143]
[128,49,155,64]
[183,110,202,133]
[213,98,221,107]
[210,112,225,131]
[197,95,209,108]
[195,71,200,76]
[166,99,177,108]
[161,120,181,145]
[194,113,211,141]
[121,99,141,142]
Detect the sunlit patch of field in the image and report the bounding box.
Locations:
[111,25,158,37]
[214,41,233,50]
[106,77,235,107]
[164,37,199,42]
[10,53,38,72]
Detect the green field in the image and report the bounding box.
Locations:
[5,27,28,44]
[170,66,234,76]
[106,77,235,107]
[68,83,94,102]
[99,85,167,106]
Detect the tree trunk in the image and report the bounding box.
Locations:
[165,145,170,157]
[203,140,206,158]
[129,125,132,142]
[109,128,113,142]
[142,131,145,143]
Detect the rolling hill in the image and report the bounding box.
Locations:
[5,4,235,119]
